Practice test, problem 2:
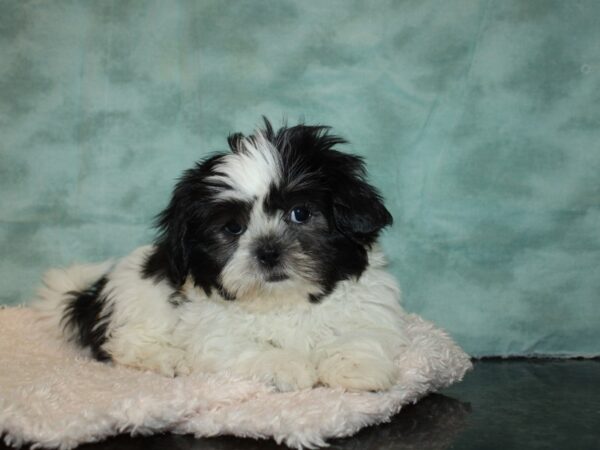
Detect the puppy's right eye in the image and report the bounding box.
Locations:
[223,221,245,236]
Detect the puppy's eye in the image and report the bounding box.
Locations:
[290,206,311,224]
[223,221,245,235]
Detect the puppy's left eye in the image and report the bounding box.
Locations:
[289,206,311,224]
[224,221,245,235]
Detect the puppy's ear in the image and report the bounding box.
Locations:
[329,154,393,246]
[144,191,192,288]
[159,200,191,286]
[143,154,227,290]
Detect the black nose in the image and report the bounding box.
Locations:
[256,246,281,268]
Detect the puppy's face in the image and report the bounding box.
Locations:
[143,121,392,303]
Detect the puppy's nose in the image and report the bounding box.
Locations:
[256,246,281,268]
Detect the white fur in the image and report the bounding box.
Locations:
[35,260,114,343]
[209,131,281,201]
[35,245,410,392]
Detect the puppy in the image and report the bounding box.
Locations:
[35,119,409,392]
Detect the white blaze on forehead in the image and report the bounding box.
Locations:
[209,131,281,200]
[246,202,285,236]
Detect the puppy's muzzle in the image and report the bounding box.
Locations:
[253,237,290,282]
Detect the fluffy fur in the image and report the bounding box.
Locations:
[35,119,409,392]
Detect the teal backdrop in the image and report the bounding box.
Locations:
[1,0,599,357]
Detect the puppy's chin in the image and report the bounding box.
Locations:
[264,272,289,283]
[216,271,323,311]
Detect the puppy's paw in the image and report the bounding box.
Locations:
[111,344,191,377]
[317,353,398,392]
[246,350,318,392]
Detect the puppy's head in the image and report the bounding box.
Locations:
[143,119,392,303]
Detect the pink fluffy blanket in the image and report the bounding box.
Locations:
[0,307,471,449]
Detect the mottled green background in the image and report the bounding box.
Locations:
[1,0,599,356]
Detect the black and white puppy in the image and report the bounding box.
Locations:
[35,120,409,391]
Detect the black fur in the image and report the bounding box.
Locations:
[62,277,112,361]
[265,121,392,246]
[142,119,392,302]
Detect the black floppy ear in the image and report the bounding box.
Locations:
[329,154,393,246]
[142,193,191,288]
[158,201,191,286]
[143,154,227,289]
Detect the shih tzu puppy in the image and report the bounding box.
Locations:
[35,119,409,392]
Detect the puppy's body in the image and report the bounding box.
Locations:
[35,121,408,391]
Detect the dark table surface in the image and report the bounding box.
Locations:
[2,359,599,450]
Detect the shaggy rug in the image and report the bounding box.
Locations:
[0,307,472,449]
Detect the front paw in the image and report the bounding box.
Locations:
[317,353,398,392]
[110,345,191,377]
[245,350,318,392]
